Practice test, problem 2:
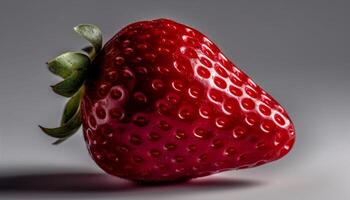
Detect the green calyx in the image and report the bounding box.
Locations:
[40,24,102,144]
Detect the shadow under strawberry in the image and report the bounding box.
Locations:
[0,172,263,194]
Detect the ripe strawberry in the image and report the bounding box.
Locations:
[40,19,295,182]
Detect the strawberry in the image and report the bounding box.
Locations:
[40,19,295,182]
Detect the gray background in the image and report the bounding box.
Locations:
[0,0,349,199]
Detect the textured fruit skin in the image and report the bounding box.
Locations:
[81,19,295,182]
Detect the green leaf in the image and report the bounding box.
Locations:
[50,64,87,97]
[52,137,74,145]
[61,88,83,125]
[39,108,81,140]
[47,52,90,79]
[82,46,94,55]
[81,46,95,59]
[74,24,102,58]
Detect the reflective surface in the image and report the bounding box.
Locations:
[81,19,294,181]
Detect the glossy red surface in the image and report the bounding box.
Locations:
[81,19,295,182]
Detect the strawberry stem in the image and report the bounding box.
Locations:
[40,24,102,144]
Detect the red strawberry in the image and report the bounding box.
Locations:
[40,19,295,182]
